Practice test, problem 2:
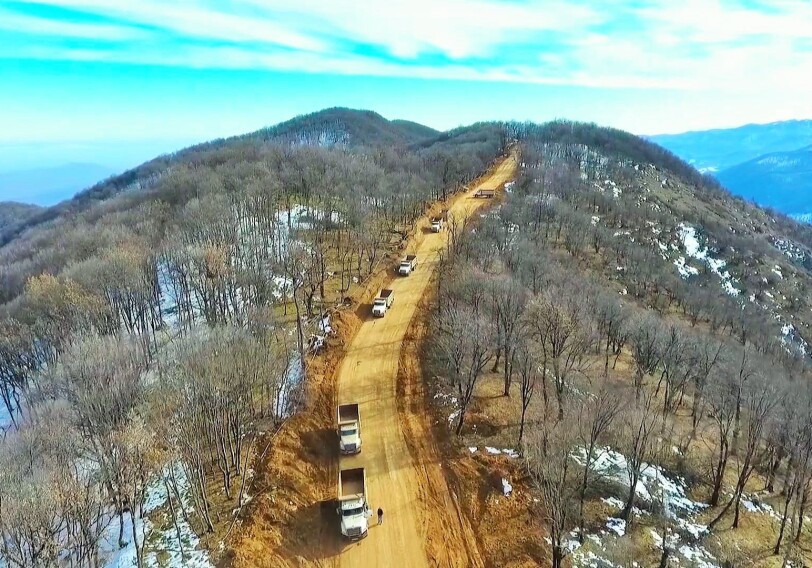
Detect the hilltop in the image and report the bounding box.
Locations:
[238,107,440,147]
[0,108,443,247]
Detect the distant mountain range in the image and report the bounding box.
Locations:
[0,162,116,205]
[716,146,812,215]
[649,120,812,172]
[650,120,812,218]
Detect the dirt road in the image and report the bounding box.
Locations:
[335,155,517,567]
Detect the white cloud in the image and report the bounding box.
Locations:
[254,0,601,59]
[17,0,328,51]
[9,0,812,93]
[0,8,146,40]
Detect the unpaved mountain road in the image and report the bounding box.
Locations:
[333,155,517,567]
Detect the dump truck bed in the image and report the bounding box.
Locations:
[378,289,393,299]
[339,468,365,498]
[338,403,360,423]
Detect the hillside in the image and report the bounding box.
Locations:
[717,145,812,216]
[0,108,442,247]
[421,121,812,568]
[649,119,812,172]
[0,108,505,567]
[0,201,42,231]
[4,112,812,568]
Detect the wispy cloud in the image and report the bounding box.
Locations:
[0,8,145,40]
[5,0,812,92]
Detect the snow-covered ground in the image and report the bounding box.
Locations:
[570,446,720,568]
[102,464,213,568]
[676,223,741,296]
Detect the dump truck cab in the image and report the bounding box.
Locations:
[337,404,361,454]
[398,255,418,276]
[371,289,394,317]
[338,468,370,539]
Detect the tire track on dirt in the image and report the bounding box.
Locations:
[334,156,517,567]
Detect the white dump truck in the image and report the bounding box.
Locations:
[474,188,495,198]
[398,254,418,276]
[371,289,394,317]
[337,467,371,540]
[337,403,361,454]
[430,217,444,232]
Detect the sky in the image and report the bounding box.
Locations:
[1,0,812,185]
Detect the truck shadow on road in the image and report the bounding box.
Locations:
[281,499,348,561]
[354,303,377,323]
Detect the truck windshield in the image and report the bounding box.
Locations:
[342,506,364,517]
[341,428,357,436]
[374,300,385,305]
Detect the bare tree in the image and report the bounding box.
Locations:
[0,430,63,568]
[525,418,580,568]
[628,314,664,400]
[705,364,739,507]
[593,293,629,376]
[575,385,622,542]
[617,388,660,522]
[433,304,497,436]
[709,374,779,529]
[513,337,539,444]
[52,333,147,550]
[525,292,594,420]
[488,275,528,396]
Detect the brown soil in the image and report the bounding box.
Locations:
[226,155,518,567]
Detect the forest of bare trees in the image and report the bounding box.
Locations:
[429,129,812,565]
[0,127,503,566]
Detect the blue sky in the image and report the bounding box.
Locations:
[1,0,812,175]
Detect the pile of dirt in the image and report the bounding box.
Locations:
[227,309,361,567]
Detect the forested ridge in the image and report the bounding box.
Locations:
[427,121,812,566]
[5,109,812,567]
[0,109,503,567]
[0,108,440,247]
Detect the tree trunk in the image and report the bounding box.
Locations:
[518,403,528,444]
[775,487,793,554]
[118,511,126,549]
[733,489,745,528]
[620,472,638,521]
[455,410,466,436]
[658,546,670,568]
[503,352,512,397]
[794,488,808,542]
[164,477,187,562]
[551,544,563,568]
[129,510,143,568]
